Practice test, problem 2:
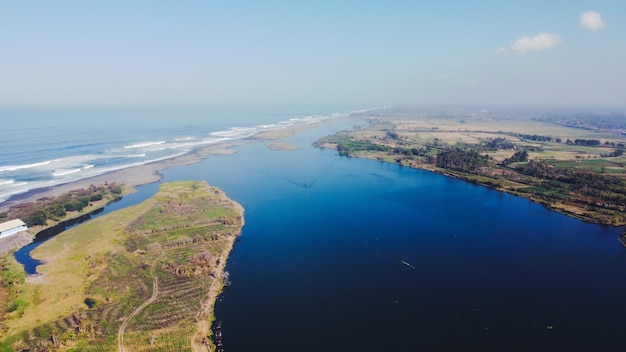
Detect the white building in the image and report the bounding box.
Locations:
[0,219,28,239]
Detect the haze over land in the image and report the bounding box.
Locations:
[4,2,626,351]
[1,1,625,108]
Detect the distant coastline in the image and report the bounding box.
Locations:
[0,106,374,208]
[0,113,353,213]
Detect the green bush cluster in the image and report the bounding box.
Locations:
[20,184,121,227]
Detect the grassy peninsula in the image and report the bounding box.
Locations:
[0,180,244,351]
[316,108,626,226]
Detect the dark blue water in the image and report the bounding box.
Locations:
[162,120,626,351]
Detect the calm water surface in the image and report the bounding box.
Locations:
[162,120,626,351]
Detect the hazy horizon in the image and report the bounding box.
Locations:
[2,1,625,108]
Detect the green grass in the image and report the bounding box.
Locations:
[551,158,626,173]
[0,341,13,352]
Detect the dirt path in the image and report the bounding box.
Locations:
[190,239,236,352]
[118,259,160,352]
[190,264,226,352]
[191,204,243,352]
[190,291,211,352]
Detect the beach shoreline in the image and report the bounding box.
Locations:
[0,141,245,213]
[0,117,349,213]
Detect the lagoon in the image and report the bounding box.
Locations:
[161,120,626,351]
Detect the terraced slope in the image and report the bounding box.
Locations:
[0,181,244,351]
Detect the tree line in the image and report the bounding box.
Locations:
[435,148,489,172]
[1,183,123,227]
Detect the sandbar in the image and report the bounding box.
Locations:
[266,142,300,151]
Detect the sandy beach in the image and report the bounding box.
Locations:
[0,141,244,213]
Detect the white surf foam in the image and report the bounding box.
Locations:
[210,127,258,138]
[52,168,82,177]
[0,160,52,172]
[0,107,375,205]
[123,141,166,149]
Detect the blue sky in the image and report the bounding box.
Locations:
[1,1,624,107]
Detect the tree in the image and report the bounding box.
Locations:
[502,150,528,165]
[89,192,104,201]
[47,203,67,220]
[435,148,489,172]
[26,209,47,226]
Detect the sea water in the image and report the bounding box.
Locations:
[0,105,360,203]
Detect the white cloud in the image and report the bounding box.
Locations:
[511,33,562,54]
[495,46,509,56]
[580,11,605,32]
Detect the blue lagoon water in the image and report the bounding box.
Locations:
[4,107,626,351]
[163,121,626,351]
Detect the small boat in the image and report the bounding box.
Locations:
[401,260,416,270]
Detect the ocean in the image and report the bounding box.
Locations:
[0,105,361,203]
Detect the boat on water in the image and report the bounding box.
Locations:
[401,260,416,270]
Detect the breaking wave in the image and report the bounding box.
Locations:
[123,141,166,149]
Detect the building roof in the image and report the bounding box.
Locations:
[0,219,26,232]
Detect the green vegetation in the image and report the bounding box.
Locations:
[435,148,489,172]
[316,111,626,225]
[0,183,124,228]
[0,180,244,351]
[0,256,26,334]
[316,132,390,156]
[502,150,529,165]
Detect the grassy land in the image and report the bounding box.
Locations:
[317,109,626,226]
[0,180,244,351]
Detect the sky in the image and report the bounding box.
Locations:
[1,1,625,108]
